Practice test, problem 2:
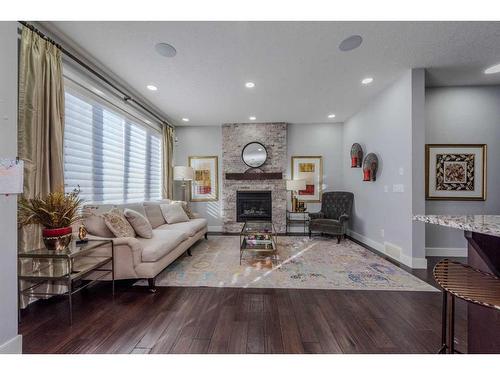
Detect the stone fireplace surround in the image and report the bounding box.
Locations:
[222,123,287,233]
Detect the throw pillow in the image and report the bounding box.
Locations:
[102,208,136,238]
[143,201,167,228]
[124,208,153,239]
[160,203,190,224]
[83,212,115,238]
[171,200,195,219]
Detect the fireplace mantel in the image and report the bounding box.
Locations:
[225,172,283,180]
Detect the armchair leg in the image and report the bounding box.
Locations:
[204,232,208,240]
[187,248,192,256]
[309,229,312,238]
[337,235,341,244]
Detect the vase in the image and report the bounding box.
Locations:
[42,226,73,251]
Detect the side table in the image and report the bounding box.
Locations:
[18,239,114,325]
[286,210,310,234]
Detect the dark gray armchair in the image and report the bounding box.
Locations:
[309,191,354,243]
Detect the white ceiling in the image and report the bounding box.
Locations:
[48,21,500,126]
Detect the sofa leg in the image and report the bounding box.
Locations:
[204,232,208,240]
[148,278,156,293]
[309,229,312,238]
[337,235,341,244]
[187,248,192,256]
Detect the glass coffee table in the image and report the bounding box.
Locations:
[240,221,278,265]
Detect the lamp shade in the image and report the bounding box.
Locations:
[174,166,194,181]
[286,179,306,191]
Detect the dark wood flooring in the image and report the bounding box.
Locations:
[20,274,467,354]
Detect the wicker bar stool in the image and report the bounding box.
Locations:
[433,259,500,354]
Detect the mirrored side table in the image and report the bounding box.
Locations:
[18,239,114,325]
[286,210,310,234]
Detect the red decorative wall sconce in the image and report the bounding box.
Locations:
[362,153,378,181]
[350,143,363,168]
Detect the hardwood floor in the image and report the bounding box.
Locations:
[20,280,467,354]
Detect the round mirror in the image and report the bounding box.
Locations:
[242,142,267,168]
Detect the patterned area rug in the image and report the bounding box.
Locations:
[136,236,436,291]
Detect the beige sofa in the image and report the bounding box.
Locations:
[83,200,208,290]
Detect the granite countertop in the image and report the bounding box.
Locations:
[413,215,500,238]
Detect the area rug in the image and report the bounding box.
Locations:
[135,236,437,291]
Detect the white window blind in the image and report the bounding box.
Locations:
[64,86,162,204]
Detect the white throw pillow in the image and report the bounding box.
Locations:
[160,203,190,224]
[124,208,153,239]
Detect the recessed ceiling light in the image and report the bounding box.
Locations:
[328,114,336,119]
[361,77,374,85]
[182,118,190,122]
[155,42,177,58]
[249,116,256,121]
[484,63,500,75]
[339,35,363,52]
[245,82,255,88]
[147,84,158,91]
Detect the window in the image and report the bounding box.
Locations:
[63,87,162,204]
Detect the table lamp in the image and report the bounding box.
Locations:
[286,179,306,212]
[174,166,194,202]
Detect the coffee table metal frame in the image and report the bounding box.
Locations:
[239,221,278,265]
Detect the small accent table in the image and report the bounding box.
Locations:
[240,221,278,265]
[286,210,310,234]
[18,239,114,325]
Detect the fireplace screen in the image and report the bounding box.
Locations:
[236,191,272,222]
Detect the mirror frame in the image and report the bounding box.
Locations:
[241,141,268,168]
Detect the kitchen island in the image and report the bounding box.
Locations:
[414,215,500,353]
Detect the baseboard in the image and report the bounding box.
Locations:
[347,229,427,269]
[0,334,22,354]
[425,247,467,257]
[347,229,385,253]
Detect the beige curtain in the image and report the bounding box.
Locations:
[162,125,174,199]
[18,26,65,307]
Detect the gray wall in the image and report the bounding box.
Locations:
[342,70,427,268]
[425,86,500,251]
[173,126,223,231]
[286,123,344,213]
[0,22,21,353]
[174,122,345,231]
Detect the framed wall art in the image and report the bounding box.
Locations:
[291,156,323,202]
[188,156,219,202]
[425,144,486,201]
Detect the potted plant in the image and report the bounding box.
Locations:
[18,188,84,251]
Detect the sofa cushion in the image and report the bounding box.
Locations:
[170,200,195,219]
[160,202,190,224]
[143,201,167,229]
[115,203,147,217]
[102,208,136,238]
[140,230,189,262]
[83,212,115,238]
[157,218,208,237]
[124,208,153,239]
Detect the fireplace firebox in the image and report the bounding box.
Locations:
[236,191,272,222]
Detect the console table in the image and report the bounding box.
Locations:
[414,215,500,353]
[18,239,114,325]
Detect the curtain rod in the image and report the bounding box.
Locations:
[18,21,174,129]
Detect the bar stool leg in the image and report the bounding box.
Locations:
[446,293,455,354]
[438,290,448,354]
